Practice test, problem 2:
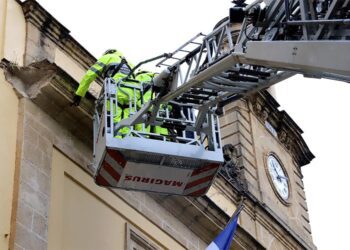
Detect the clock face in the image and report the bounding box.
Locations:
[267,155,289,201]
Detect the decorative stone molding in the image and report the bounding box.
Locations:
[220,144,248,196]
[249,91,315,167]
[2,59,57,97]
[277,129,294,151]
[3,58,94,146]
[252,101,270,122]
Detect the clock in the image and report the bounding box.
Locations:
[266,154,290,203]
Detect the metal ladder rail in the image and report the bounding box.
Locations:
[159,16,278,104]
[154,20,239,106]
[165,0,348,102]
[173,67,287,132]
[156,33,206,68]
[113,18,283,132]
[173,67,270,105]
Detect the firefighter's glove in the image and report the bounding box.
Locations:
[72,95,82,106]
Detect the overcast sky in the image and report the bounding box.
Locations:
[35,0,350,249]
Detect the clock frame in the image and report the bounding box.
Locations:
[264,153,291,206]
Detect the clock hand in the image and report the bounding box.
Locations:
[272,160,288,182]
[272,161,281,180]
[279,176,288,181]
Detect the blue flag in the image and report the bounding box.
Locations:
[206,208,242,250]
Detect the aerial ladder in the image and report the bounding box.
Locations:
[92,0,350,196]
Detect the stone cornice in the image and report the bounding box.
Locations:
[21,0,98,72]
[249,90,315,167]
[3,59,95,146]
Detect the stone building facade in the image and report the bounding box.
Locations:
[0,0,316,249]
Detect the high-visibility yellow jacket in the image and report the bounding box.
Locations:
[136,71,171,136]
[75,51,136,99]
[136,71,156,107]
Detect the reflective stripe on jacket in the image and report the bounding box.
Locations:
[75,51,133,97]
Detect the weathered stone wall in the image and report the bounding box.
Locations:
[218,99,315,249]
[14,98,207,250]
[220,100,261,200]
[250,110,313,244]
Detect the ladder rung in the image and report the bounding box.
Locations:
[182,93,210,100]
[190,89,218,96]
[221,71,259,82]
[179,49,191,53]
[176,97,202,104]
[233,68,271,77]
[190,42,202,45]
[203,81,244,93]
[227,74,259,83]
[211,79,250,90]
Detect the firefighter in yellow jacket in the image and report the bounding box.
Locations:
[135,70,169,137]
[73,49,139,137]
